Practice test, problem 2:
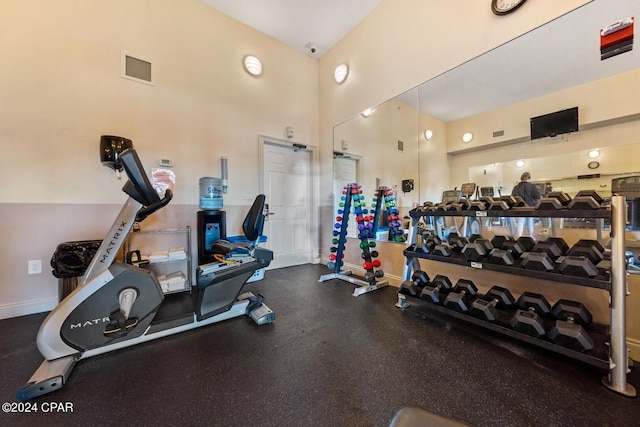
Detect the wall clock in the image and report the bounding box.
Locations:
[491,0,527,16]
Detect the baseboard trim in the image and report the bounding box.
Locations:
[628,337,640,362]
[0,297,56,320]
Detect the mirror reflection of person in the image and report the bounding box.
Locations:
[511,172,541,238]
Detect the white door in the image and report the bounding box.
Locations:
[333,156,359,238]
[261,140,312,269]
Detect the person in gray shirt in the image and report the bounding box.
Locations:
[511,172,542,237]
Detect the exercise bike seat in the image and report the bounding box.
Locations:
[211,194,266,256]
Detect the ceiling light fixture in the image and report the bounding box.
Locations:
[516,160,525,168]
[334,64,348,83]
[243,55,262,76]
[424,129,433,140]
[361,107,375,117]
[588,149,600,158]
[462,132,474,143]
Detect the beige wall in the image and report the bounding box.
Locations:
[0,0,318,317]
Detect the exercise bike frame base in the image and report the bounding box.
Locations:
[17,355,77,401]
[319,270,388,297]
[602,376,638,397]
[19,292,273,401]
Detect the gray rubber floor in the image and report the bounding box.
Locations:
[1,264,639,427]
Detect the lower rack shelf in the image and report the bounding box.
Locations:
[401,293,610,370]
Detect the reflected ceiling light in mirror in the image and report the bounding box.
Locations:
[334,64,348,83]
[361,107,375,117]
[243,55,262,76]
[462,132,473,143]
[424,129,433,140]
[516,160,525,168]
[588,149,600,158]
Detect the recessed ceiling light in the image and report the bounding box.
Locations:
[361,107,375,117]
[516,160,525,168]
[424,129,433,140]
[588,149,600,158]
[462,132,473,143]
[243,55,262,76]
[334,64,348,83]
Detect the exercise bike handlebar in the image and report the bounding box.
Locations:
[119,148,162,207]
[136,189,173,222]
[118,148,172,221]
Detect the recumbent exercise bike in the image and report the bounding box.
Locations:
[18,148,274,401]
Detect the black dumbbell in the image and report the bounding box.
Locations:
[536,191,572,210]
[509,292,552,337]
[548,299,594,352]
[443,279,478,313]
[420,274,453,304]
[566,239,605,265]
[557,255,599,277]
[531,238,566,261]
[412,270,430,293]
[462,239,494,262]
[487,248,516,266]
[448,234,469,253]
[520,252,554,271]
[433,244,453,257]
[567,190,603,210]
[490,235,515,249]
[470,285,516,322]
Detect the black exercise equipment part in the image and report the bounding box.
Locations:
[516,236,536,252]
[548,299,594,352]
[536,191,572,210]
[501,239,526,259]
[490,235,515,249]
[509,292,551,337]
[470,285,516,322]
[420,274,453,304]
[433,244,453,257]
[520,252,554,271]
[558,255,599,277]
[568,194,601,210]
[489,199,510,211]
[487,248,516,266]
[532,238,568,261]
[461,239,494,262]
[443,279,478,313]
[567,239,605,264]
[399,270,431,297]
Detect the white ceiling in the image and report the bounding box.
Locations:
[201,0,638,122]
[200,0,381,58]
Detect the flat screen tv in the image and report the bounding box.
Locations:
[530,107,578,140]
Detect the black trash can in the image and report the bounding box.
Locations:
[51,240,102,301]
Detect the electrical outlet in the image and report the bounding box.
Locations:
[28,260,42,274]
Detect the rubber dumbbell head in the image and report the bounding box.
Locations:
[520,252,554,271]
[490,235,515,250]
[419,274,453,304]
[531,241,564,261]
[443,279,478,313]
[557,256,598,278]
[548,300,594,352]
[487,248,516,266]
[470,285,516,322]
[517,291,552,316]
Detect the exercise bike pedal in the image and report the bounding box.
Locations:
[238,292,275,325]
[103,317,139,336]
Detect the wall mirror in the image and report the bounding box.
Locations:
[333,0,639,240]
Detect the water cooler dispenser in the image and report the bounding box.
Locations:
[197,177,226,264]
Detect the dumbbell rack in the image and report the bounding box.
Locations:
[320,184,389,296]
[398,195,636,397]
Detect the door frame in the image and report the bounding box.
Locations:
[258,134,319,265]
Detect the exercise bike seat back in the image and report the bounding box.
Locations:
[210,194,266,255]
